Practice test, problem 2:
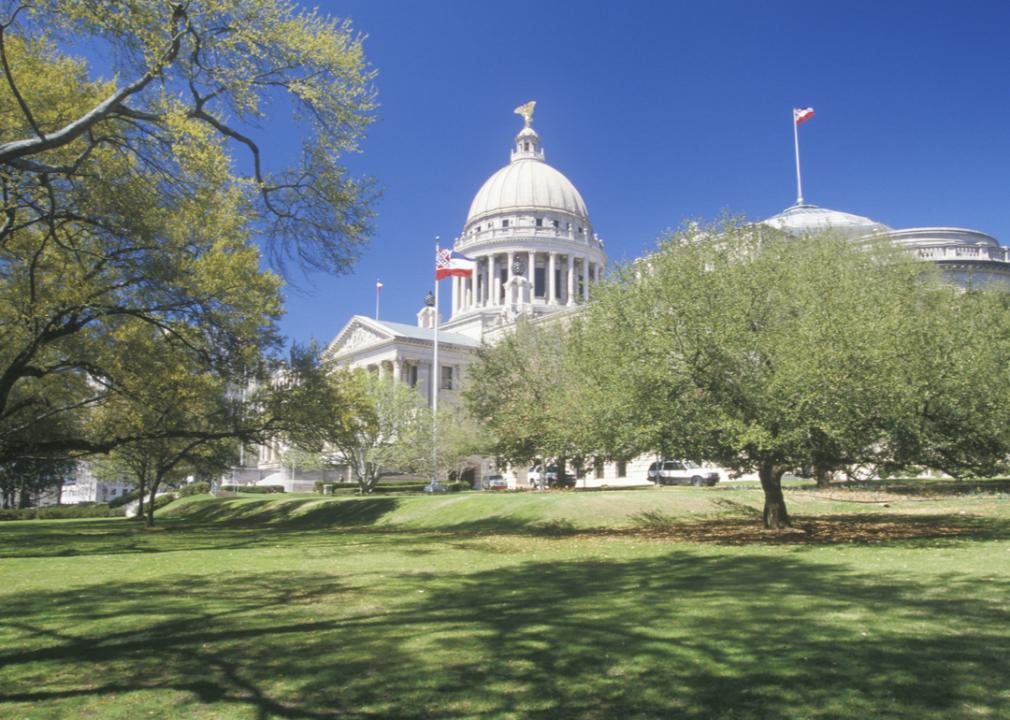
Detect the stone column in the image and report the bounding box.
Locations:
[451,276,459,315]
[581,257,589,301]
[566,254,575,306]
[548,252,557,305]
[489,254,497,307]
[392,356,402,383]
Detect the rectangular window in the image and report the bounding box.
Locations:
[440,365,453,390]
[617,461,627,478]
[407,365,418,388]
[534,267,546,297]
[502,219,509,228]
[594,458,605,480]
[535,218,543,227]
[553,219,559,229]
[554,269,562,298]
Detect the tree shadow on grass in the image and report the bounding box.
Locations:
[627,511,1010,545]
[0,549,1008,718]
[4,495,1010,563]
[0,498,404,559]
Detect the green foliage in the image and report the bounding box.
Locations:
[469,219,1010,529]
[0,1,376,464]
[178,481,211,497]
[284,349,433,494]
[0,503,124,521]
[464,319,573,466]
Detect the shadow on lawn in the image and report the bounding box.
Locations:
[1,550,1008,719]
[0,498,405,559]
[5,504,1010,561]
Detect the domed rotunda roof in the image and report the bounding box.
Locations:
[762,203,890,239]
[465,124,589,226]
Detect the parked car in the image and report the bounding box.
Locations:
[647,460,720,486]
[528,465,558,487]
[482,475,508,491]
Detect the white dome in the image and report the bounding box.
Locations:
[763,203,890,239]
[466,157,589,226]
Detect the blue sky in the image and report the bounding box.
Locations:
[274,0,1010,344]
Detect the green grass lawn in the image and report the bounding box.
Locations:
[2,484,1010,719]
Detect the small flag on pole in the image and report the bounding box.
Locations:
[793,107,815,125]
[435,248,476,280]
[375,280,383,290]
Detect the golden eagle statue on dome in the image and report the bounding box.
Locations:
[513,100,536,128]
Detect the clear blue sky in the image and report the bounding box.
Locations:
[275,0,1010,345]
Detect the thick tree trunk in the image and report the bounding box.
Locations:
[814,465,833,489]
[758,461,791,529]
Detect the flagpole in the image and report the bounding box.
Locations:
[431,239,440,489]
[375,280,381,320]
[793,110,804,205]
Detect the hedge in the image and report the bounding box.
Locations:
[0,503,126,521]
[219,484,286,494]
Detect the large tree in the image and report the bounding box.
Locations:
[568,221,1010,528]
[0,1,376,461]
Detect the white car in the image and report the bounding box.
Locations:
[648,460,720,486]
[528,465,558,487]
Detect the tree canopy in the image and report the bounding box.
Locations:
[467,220,1010,528]
[0,1,377,466]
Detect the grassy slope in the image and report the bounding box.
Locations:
[1,486,1009,719]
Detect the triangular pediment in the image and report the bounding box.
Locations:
[327,316,394,357]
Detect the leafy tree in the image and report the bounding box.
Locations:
[285,355,431,494]
[0,0,375,461]
[94,335,249,526]
[0,454,74,508]
[464,318,575,469]
[434,405,493,486]
[573,220,1007,528]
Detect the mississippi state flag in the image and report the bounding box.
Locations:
[435,248,476,280]
[794,107,815,124]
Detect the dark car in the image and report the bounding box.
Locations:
[648,460,720,486]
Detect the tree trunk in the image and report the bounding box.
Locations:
[145,477,160,527]
[136,476,146,522]
[758,461,791,529]
[814,465,833,489]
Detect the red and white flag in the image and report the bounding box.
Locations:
[794,107,815,124]
[435,248,476,280]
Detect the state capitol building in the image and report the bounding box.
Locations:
[255,105,1010,490]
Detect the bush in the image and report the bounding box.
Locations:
[0,503,125,521]
[219,484,286,494]
[444,481,471,493]
[151,493,178,511]
[179,481,211,497]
